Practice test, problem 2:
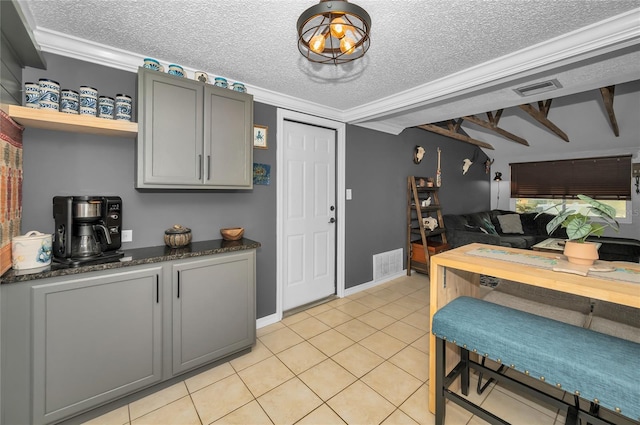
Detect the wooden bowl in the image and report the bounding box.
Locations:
[220,227,244,241]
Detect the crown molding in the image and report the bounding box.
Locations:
[344,8,640,124]
[353,120,406,136]
[31,27,344,122]
[29,8,640,131]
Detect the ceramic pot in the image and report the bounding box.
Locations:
[164,224,192,248]
[12,231,52,270]
[563,240,599,265]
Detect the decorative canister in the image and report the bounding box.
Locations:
[168,64,185,77]
[60,89,79,114]
[25,82,40,108]
[79,86,98,116]
[38,78,60,111]
[164,224,192,248]
[143,58,161,71]
[98,96,114,119]
[231,82,246,93]
[11,231,52,271]
[115,94,132,121]
[214,77,228,88]
[194,71,208,83]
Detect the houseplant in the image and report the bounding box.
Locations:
[537,194,619,265]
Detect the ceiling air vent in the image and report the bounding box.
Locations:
[513,79,563,97]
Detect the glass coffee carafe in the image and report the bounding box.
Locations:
[70,198,112,258]
[71,222,111,258]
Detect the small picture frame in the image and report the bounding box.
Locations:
[254,125,268,149]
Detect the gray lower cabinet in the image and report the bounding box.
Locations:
[31,266,163,425]
[172,251,256,375]
[1,250,256,425]
[136,67,253,189]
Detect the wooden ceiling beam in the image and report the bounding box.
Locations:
[599,85,619,137]
[462,112,529,146]
[519,102,570,142]
[417,124,494,150]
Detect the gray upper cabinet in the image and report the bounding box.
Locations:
[31,266,163,425]
[136,68,253,189]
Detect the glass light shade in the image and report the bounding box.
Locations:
[309,34,326,54]
[330,17,347,38]
[340,37,356,54]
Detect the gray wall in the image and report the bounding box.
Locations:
[21,53,490,318]
[344,125,490,287]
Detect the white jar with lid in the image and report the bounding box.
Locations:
[12,231,52,271]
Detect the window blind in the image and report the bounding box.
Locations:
[510,155,631,199]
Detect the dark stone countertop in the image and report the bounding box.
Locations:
[1,238,261,284]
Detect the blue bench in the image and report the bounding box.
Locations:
[432,296,640,425]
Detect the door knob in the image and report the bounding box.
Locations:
[329,217,336,223]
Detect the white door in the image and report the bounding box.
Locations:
[282,120,336,310]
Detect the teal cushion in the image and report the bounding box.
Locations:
[433,297,640,421]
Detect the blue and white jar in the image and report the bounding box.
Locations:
[98,96,114,119]
[60,89,79,114]
[79,86,98,116]
[143,58,161,71]
[38,78,60,111]
[231,82,246,93]
[214,77,228,88]
[115,94,132,121]
[168,64,185,77]
[25,82,40,108]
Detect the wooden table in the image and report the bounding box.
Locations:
[428,243,640,413]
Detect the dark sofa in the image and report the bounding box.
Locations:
[443,209,640,262]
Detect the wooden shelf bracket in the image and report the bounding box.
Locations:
[518,100,569,143]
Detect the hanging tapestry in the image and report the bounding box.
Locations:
[0,109,24,275]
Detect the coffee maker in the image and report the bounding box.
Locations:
[52,196,124,266]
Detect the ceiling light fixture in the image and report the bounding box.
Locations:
[297,0,371,65]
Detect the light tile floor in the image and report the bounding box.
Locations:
[84,273,570,425]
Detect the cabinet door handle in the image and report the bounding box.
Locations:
[198,155,203,180]
[156,275,159,304]
[207,155,211,181]
[177,271,180,298]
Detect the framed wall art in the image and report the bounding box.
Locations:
[253,163,271,185]
[254,125,268,149]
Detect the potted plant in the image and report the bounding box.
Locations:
[537,194,619,265]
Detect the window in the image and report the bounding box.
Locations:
[513,198,630,221]
[510,155,632,200]
[509,155,633,222]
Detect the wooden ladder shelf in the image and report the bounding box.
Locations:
[406,176,449,275]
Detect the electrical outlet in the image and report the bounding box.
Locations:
[121,229,133,242]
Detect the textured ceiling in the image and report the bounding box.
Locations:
[19,0,640,133]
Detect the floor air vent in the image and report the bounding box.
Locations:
[373,248,403,281]
[513,79,562,97]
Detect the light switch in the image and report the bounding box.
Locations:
[346,189,352,200]
[122,229,133,242]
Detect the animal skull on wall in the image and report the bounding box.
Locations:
[414,146,425,164]
[462,159,473,174]
[485,158,494,174]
